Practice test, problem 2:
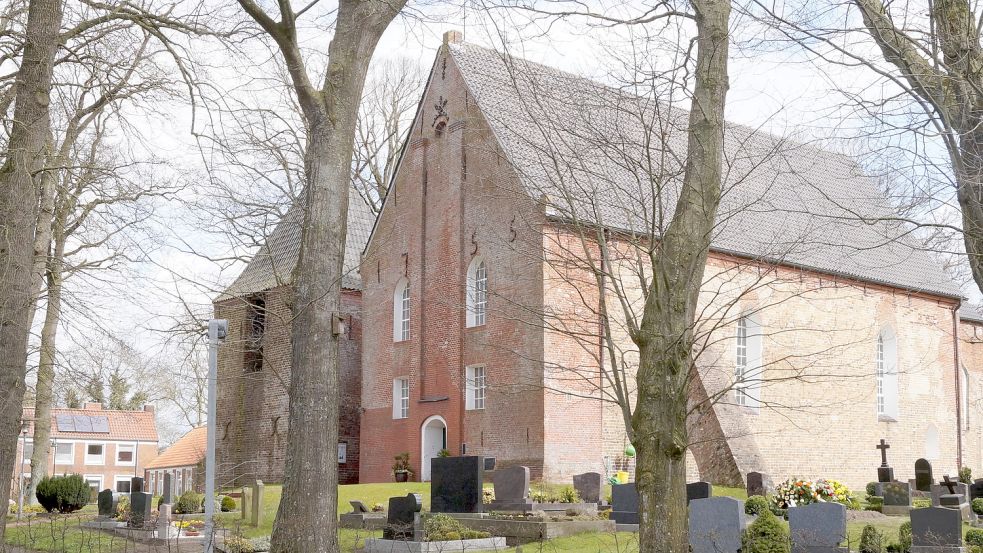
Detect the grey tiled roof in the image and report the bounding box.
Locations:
[219,187,374,299]
[959,303,983,323]
[450,42,961,298]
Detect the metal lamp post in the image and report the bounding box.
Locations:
[203,319,227,553]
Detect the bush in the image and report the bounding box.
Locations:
[558,486,579,504]
[35,474,89,513]
[913,498,931,509]
[741,510,790,553]
[860,525,885,553]
[745,495,770,516]
[898,521,911,553]
[772,478,857,510]
[973,498,983,516]
[967,529,983,547]
[175,491,204,514]
[220,495,237,512]
[115,495,130,520]
[961,467,973,485]
[223,535,256,553]
[866,482,878,497]
[424,514,490,542]
[865,496,883,512]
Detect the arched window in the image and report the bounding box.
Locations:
[876,327,899,420]
[393,278,410,342]
[735,313,762,409]
[466,257,487,327]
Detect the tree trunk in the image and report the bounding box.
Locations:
[267,1,402,551]
[631,1,731,551]
[0,0,64,538]
[954,126,983,295]
[27,240,64,503]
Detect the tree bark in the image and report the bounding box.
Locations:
[257,0,403,551]
[0,0,64,538]
[631,1,730,551]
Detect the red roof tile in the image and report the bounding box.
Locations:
[22,405,159,442]
[144,426,206,469]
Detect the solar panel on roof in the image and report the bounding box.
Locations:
[54,414,110,434]
[55,414,75,432]
[90,416,109,433]
[73,415,92,432]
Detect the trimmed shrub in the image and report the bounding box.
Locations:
[35,474,89,513]
[175,491,204,514]
[912,498,931,509]
[223,535,256,553]
[221,495,237,512]
[559,485,579,504]
[961,467,973,485]
[745,495,770,516]
[741,510,790,553]
[424,514,490,542]
[866,482,878,497]
[973,498,983,516]
[860,525,885,553]
[865,496,883,512]
[898,521,912,553]
[966,529,983,547]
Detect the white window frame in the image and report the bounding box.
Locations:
[465,365,486,410]
[115,442,136,466]
[53,441,74,465]
[114,475,132,493]
[84,474,103,492]
[466,257,487,328]
[84,442,106,466]
[22,438,33,466]
[877,327,899,421]
[393,378,410,419]
[393,278,410,342]
[734,313,762,409]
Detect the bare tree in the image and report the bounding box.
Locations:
[231,0,406,549]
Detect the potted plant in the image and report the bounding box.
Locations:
[393,452,413,482]
[616,444,635,484]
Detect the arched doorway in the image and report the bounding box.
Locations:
[421,415,447,482]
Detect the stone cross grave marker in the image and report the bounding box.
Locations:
[746,472,766,497]
[611,483,638,525]
[788,502,847,553]
[431,456,484,514]
[931,476,969,507]
[911,507,964,551]
[383,493,422,541]
[97,489,117,518]
[689,497,748,553]
[350,500,369,513]
[573,472,602,504]
[915,459,934,492]
[877,439,894,482]
[882,482,913,516]
[161,472,172,504]
[493,465,530,504]
[129,492,152,528]
[686,482,712,504]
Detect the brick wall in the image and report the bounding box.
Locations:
[214,285,362,486]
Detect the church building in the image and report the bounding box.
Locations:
[215,31,983,490]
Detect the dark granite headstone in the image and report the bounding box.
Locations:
[971,479,983,501]
[161,473,172,504]
[611,483,638,525]
[882,481,912,515]
[130,476,144,494]
[350,500,369,513]
[931,480,969,506]
[493,466,529,503]
[876,439,894,483]
[97,489,117,518]
[129,492,152,528]
[915,458,933,492]
[788,502,847,553]
[689,497,747,553]
[911,507,963,548]
[383,493,422,541]
[430,456,483,513]
[573,472,602,504]
[686,481,712,504]
[747,472,766,497]
[483,457,496,471]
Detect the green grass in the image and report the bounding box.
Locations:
[4,513,127,553]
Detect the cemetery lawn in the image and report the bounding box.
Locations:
[3,513,127,553]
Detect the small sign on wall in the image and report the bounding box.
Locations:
[338,443,347,464]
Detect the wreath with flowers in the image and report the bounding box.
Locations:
[771,478,856,509]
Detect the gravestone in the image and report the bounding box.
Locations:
[252,480,265,527]
[686,481,712,504]
[882,481,913,516]
[611,483,638,525]
[383,493,422,541]
[573,472,603,504]
[430,456,484,513]
[916,459,934,492]
[129,491,152,528]
[934,476,971,522]
[971,479,983,502]
[877,439,894,482]
[130,476,145,494]
[350,500,369,513]
[157,503,172,535]
[97,489,117,518]
[788,502,847,553]
[484,457,496,471]
[689,497,748,553]
[910,507,965,552]
[931,478,969,507]
[161,473,172,504]
[241,486,251,521]
[747,472,766,497]
[493,466,530,503]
